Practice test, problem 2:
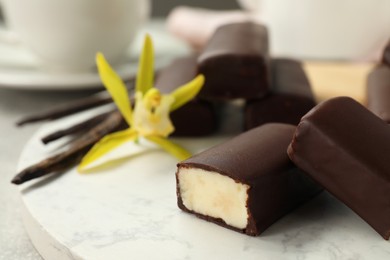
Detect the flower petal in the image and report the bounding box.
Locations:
[96,53,133,126]
[146,136,191,161]
[136,34,154,95]
[78,129,137,172]
[169,74,205,112]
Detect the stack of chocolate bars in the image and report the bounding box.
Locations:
[156,22,316,136]
[175,29,390,240]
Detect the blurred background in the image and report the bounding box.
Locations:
[152,0,239,16]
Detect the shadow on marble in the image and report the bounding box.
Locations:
[20,171,67,195]
[260,191,386,247]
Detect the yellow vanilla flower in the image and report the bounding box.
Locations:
[133,89,175,137]
[77,35,205,172]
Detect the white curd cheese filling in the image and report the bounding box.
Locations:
[178,167,250,229]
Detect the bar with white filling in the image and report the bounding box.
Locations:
[176,123,321,236]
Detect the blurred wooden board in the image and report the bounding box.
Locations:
[303,61,375,104]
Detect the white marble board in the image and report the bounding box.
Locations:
[16,106,390,260]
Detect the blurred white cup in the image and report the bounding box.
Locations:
[1,0,150,72]
[238,0,390,61]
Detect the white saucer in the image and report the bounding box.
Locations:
[0,20,191,90]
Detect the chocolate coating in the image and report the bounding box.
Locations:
[156,55,199,92]
[382,39,390,67]
[245,58,315,129]
[366,65,390,122]
[288,97,390,240]
[270,58,314,99]
[177,123,321,236]
[197,22,270,100]
[155,56,217,136]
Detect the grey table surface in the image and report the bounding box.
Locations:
[0,88,101,260]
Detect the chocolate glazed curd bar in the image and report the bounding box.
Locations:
[366,65,390,122]
[155,55,217,136]
[288,97,390,240]
[197,22,270,100]
[245,58,316,129]
[176,123,321,236]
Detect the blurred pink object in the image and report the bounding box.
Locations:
[167,6,256,50]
